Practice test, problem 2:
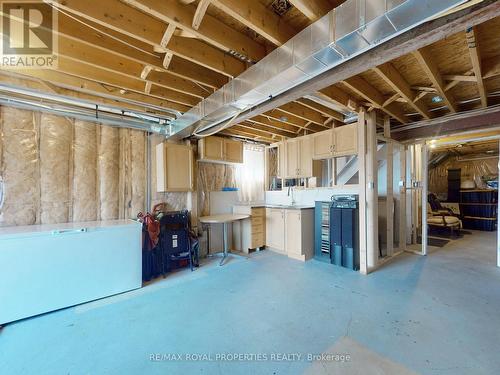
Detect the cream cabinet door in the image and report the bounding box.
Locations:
[285,210,302,256]
[312,129,334,159]
[156,143,193,192]
[277,142,286,178]
[299,136,313,178]
[224,138,243,163]
[334,123,358,157]
[270,209,285,252]
[203,136,224,160]
[285,139,299,178]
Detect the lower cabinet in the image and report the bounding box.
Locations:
[266,208,314,261]
[233,206,266,253]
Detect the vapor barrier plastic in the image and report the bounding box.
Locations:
[98,126,120,220]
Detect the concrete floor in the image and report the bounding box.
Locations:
[1,230,499,375]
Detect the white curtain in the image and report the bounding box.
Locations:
[236,144,265,202]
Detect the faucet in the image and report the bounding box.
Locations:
[287,186,296,205]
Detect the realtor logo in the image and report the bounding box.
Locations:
[1,0,58,68]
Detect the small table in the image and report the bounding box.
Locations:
[199,214,250,266]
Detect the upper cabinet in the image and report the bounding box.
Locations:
[156,142,194,192]
[312,123,358,159]
[334,123,358,157]
[198,136,243,164]
[284,135,313,179]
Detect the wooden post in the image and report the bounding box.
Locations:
[399,144,407,251]
[366,110,378,270]
[422,144,428,256]
[384,116,394,256]
[498,139,500,267]
[357,109,367,274]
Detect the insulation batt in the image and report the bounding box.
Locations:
[0,107,38,226]
[98,126,119,220]
[72,120,97,222]
[40,114,72,224]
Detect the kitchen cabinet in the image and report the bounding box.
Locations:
[312,123,358,159]
[284,136,313,178]
[276,141,286,178]
[224,138,244,163]
[312,129,334,159]
[265,208,285,253]
[266,207,314,261]
[285,209,314,261]
[334,123,358,157]
[198,136,243,163]
[233,206,266,253]
[156,142,194,192]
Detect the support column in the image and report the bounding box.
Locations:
[366,111,378,270]
[498,140,500,267]
[399,145,407,251]
[357,109,367,274]
[384,116,394,256]
[422,144,428,256]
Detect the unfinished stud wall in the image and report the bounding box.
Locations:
[0,106,147,227]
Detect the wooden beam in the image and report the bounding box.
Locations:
[483,54,500,79]
[227,126,276,142]
[192,0,211,30]
[210,0,296,45]
[121,0,266,62]
[342,76,407,123]
[57,36,209,98]
[392,105,500,142]
[413,48,458,113]
[229,0,500,125]
[318,85,357,112]
[239,121,293,138]
[248,116,299,135]
[289,0,340,21]
[374,63,432,119]
[54,57,201,107]
[50,0,249,77]
[269,108,326,132]
[53,13,228,89]
[296,98,344,122]
[466,26,488,108]
[277,102,329,125]
[443,74,478,82]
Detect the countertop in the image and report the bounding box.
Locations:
[233,203,314,210]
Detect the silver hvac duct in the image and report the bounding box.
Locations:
[169,0,468,140]
[0,83,173,134]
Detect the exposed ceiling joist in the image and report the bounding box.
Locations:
[210,0,296,46]
[239,121,293,138]
[54,56,200,107]
[466,26,488,108]
[413,48,458,113]
[49,0,247,77]
[275,102,328,126]
[288,0,336,22]
[230,0,500,125]
[248,116,299,135]
[342,76,407,123]
[120,0,266,62]
[374,62,432,119]
[296,98,344,122]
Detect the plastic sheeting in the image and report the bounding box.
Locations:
[40,114,72,224]
[98,126,119,220]
[429,156,499,196]
[0,107,39,226]
[72,120,98,222]
[198,162,237,216]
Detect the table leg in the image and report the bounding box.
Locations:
[220,222,228,266]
